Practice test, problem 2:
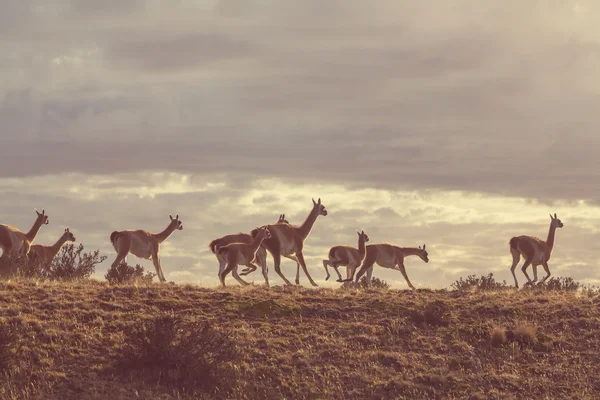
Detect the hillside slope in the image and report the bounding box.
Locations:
[1,281,599,399]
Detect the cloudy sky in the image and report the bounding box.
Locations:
[1,1,600,288]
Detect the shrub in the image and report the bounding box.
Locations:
[44,244,106,281]
[341,276,390,290]
[540,277,582,291]
[105,262,155,285]
[117,313,240,394]
[451,273,508,291]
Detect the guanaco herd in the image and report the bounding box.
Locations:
[0,200,564,290]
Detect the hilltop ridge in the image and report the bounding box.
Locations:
[0,280,599,399]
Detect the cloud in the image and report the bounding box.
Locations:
[0,172,596,289]
[2,1,600,201]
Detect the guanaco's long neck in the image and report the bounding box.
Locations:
[397,247,421,258]
[546,222,557,252]
[297,206,319,240]
[25,218,44,243]
[357,236,367,258]
[48,234,70,258]
[152,223,177,243]
[250,232,267,252]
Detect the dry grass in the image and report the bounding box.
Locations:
[0,280,599,399]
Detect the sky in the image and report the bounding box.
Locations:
[1,1,600,288]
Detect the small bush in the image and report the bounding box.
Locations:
[540,277,582,291]
[451,273,508,291]
[44,244,106,281]
[341,276,390,290]
[105,262,155,285]
[117,314,240,394]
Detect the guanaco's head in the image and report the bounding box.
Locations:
[550,213,564,229]
[277,214,289,224]
[418,244,429,263]
[169,214,183,230]
[35,209,49,225]
[312,198,327,216]
[255,226,271,240]
[63,227,76,242]
[356,230,369,243]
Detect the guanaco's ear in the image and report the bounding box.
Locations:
[423,244,426,250]
[170,215,173,221]
[65,227,69,232]
[318,198,321,204]
[42,209,45,215]
[35,209,40,216]
[312,198,316,205]
[554,213,557,219]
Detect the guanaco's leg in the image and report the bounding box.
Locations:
[272,249,293,286]
[539,260,551,284]
[282,254,301,285]
[531,264,539,284]
[349,249,377,285]
[111,236,131,271]
[256,248,270,288]
[509,248,521,288]
[151,250,166,282]
[365,266,373,286]
[323,259,332,281]
[295,252,318,287]
[232,266,249,286]
[520,258,533,286]
[397,262,415,290]
[220,262,238,287]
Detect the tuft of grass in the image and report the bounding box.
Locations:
[508,323,538,347]
[410,300,451,326]
[490,327,508,347]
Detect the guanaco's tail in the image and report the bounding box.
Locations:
[209,239,218,254]
[110,231,120,244]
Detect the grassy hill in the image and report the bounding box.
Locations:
[1,280,599,399]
